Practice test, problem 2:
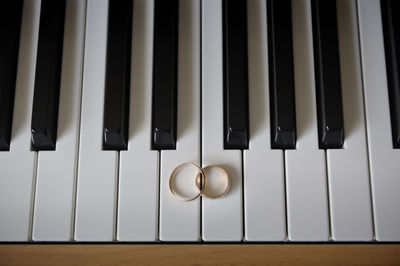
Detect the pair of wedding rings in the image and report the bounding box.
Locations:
[169,163,230,202]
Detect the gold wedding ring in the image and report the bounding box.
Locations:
[195,165,230,199]
[169,163,205,202]
[169,163,230,201]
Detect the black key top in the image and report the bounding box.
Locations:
[311,0,344,149]
[31,0,66,151]
[151,0,178,150]
[267,0,296,149]
[103,0,133,150]
[223,0,249,149]
[381,0,400,148]
[0,1,23,151]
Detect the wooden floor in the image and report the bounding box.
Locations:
[0,244,399,265]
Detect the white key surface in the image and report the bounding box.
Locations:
[357,0,400,241]
[0,0,40,241]
[202,0,243,242]
[32,0,86,241]
[74,0,119,241]
[243,0,286,241]
[159,0,201,241]
[117,0,159,241]
[325,0,373,241]
[285,0,329,241]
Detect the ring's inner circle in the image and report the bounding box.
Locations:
[171,165,202,199]
[198,167,229,198]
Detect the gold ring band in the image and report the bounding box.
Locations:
[195,165,230,199]
[169,163,205,202]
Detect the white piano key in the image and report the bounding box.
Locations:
[159,0,201,241]
[32,0,86,241]
[0,0,40,241]
[285,0,329,241]
[243,0,286,241]
[357,0,400,241]
[74,0,119,241]
[326,0,373,241]
[117,0,159,241]
[202,0,243,242]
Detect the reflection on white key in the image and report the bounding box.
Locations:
[117,0,159,241]
[243,0,286,241]
[326,0,373,241]
[0,0,40,241]
[159,0,201,241]
[74,0,118,241]
[202,0,242,242]
[32,0,86,241]
[285,0,329,241]
[357,0,400,241]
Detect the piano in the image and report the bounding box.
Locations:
[0,0,399,244]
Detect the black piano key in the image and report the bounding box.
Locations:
[311,0,344,149]
[0,1,23,151]
[151,0,178,150]
[223,0,249,149]
[31,0,66,151]
[381,0,400,148]
[267,0,296,149]
[103,0,133,150]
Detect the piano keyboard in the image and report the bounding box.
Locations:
[0,0,399,242]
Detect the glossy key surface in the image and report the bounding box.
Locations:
[31,0,66,150]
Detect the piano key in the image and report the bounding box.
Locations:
[0,1,23,151]
[103,0,133,151]
[159,0,201,241]
[31,0,66,151]
[74,0,119,241]
[381,0,400,148]
[0,0,40,241]
[202,0,242,241]
[243,0,286,241]
[32,0,86,241]
[267,0,296,150]
[285,0,329,241]
[326,0,373,241]
[117,0,159,241]
[357,0,400,241]
[311,0,344,149]
[151,0,178,150]
[223,0,249,150]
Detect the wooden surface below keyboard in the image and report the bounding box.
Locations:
[0,244,399,265]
